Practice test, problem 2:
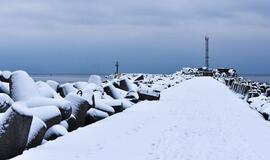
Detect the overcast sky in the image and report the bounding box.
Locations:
[0,0,269,74]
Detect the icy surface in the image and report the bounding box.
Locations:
[13,77,270,160]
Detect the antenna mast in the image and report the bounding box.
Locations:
[205,36,209,69]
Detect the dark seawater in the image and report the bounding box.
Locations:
[31,74,108,84]
[241,75,270,84]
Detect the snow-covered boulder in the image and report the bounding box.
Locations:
[44,124,68,141]
[119,78,137,92]
[46,80,59,92]
[0,93,14,112]
[10,70,40,101]
[66,114,77,132]
[73,82,88,90]
[88,75,102,86]
[65,94,90,128]
[94,99,115,115]
[24,97,72,120]
[85,108,109,124]
[36,81,60,98]
[29,106,62,128]
[0,103,33,159]
[104,84,123,99]
[0,82,10,95]
[58,83,78,97]
[0,70,11,82]
[260,104,270,120]
[26,116,47,149]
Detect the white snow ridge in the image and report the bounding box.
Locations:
[13,77,270,160]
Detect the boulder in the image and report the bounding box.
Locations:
[26,116,47,149]
[24,97,72,120]
[0,71,11,82]
[85,108,109,125]
[0,82,10,95]
[44,125,68,141]
[46,80,59,92]
[94,99,115,115]
[10,70,40,101]
[58,83,78,97]
[138,90,160,101]
[104,84,123,99]
[29,106,62,128]
[0,93,14,112]
[65,94,90,128]
[0,103,33,159]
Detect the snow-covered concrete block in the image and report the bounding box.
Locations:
[58,83,78,97]
[0,103,33,159]
[29,106,62,128]
[44,125,68,141]
[46,80,59,92]
[24,97,72,120]
[0,71,11,82]
[94,99,115,115]
[0,93,14,113]
[85,108,109,125]
[27,116,47,149]
[65,94,90,128]
[10,70,40,101]
[0,82,10,95]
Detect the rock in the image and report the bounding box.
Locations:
[46,80,59,92]
[10,70,40,101]
[138,90,160,101]
[65,94,90,128]
[0,103,33,159]
[266,88,270,97]
[0,93,14,113]
[94,99,115,115]
[88,75,102,86]
[66,115,77,132]
[73,82,88,90]
[119,78,136,91]
[104,84,123,99]
[26,117,47,149]
[29,106,62,128]
[36,81,60,98]
[0,71,11,82]
[85,108,109,125]
[134,74,144,81]
[261,104,270,120]
[24,97,72,120]
[44,125,68,141]
[58,83,78,97]
[0,82,10,95]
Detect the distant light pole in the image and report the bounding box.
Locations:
[115,61,119,74]
[205,36,209,69]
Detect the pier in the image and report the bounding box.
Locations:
[14,77,270,160]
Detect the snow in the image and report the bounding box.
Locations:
[10,71,40,101]
[0,93,14,112]
[0,82,10,95]
[13,77,270,160]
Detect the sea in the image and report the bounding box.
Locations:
[241,75,270,84]
[31,74,108,84]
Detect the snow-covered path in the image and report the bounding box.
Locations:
[14,77,270,160]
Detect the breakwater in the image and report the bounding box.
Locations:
[0,70,191,159]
